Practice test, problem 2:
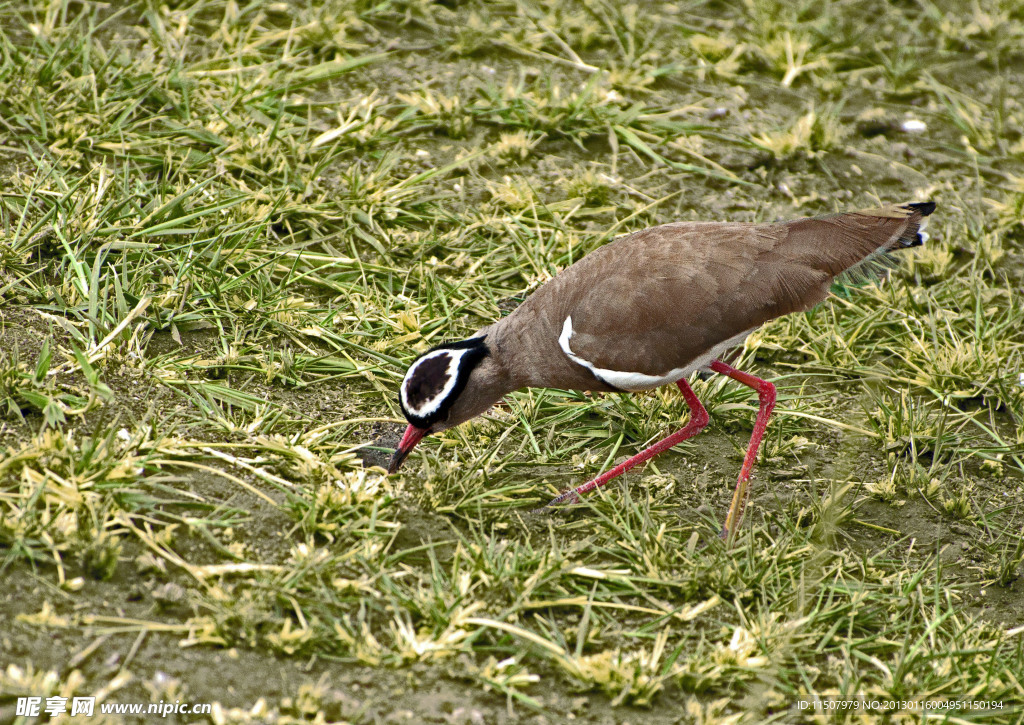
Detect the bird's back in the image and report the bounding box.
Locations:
[490,203,932,391]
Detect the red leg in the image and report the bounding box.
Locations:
[539,379,710,509]
[709,360,776,541]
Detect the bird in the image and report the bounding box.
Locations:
[387,201,935,540]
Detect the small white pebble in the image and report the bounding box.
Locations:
[480,65,496,75]
[414,149,430,158]
[117,428,131,442]
[901,119,927,133]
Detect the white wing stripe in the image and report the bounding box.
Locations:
[558,316,752,392]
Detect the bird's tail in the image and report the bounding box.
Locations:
[880,200,937,248]
[832,201,936,288]
[784,200,936,276]
[876,201,936,250]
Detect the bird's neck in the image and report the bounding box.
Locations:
[476,319,532,392]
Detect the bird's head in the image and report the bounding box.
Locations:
[388,335,508,473]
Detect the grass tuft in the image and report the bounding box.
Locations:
[1,0,1022,720]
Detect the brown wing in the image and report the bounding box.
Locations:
[558,204,928,377]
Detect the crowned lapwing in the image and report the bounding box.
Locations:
[389,201,935,539]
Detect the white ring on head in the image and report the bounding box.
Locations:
[400,348,470,417]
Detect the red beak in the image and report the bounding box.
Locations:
[387,424,428,474]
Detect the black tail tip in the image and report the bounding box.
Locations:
[905,201,936,216]
[898,201,935,248]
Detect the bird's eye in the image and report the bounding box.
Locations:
[399,349,464,427]
[405,354,452,409]
[398,337,489,429]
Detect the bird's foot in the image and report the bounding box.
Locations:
[531,487,582,513]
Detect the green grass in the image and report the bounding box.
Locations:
[1,0,1023,722]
